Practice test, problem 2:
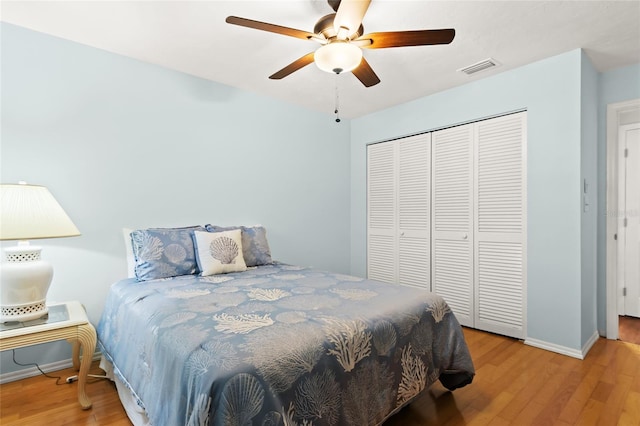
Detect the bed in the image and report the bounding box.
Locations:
[96,225,474,426]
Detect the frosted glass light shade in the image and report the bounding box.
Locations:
[0,183,80,240]
[315,42,363,74]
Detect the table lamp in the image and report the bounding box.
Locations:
[0,182,80,323]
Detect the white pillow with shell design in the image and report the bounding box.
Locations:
[193,230,247,276]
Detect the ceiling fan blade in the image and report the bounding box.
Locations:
[269,52,316,80]
[352,57,380,87]
[334,0,371,38]
[328,0,340,12]
[357,29,455,49]
[226,16,316,41]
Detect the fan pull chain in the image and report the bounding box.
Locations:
[334,75,341,123]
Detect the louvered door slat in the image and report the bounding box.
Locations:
[399,134,430,230]
[368,143,396,230]
[477,241,523,326]
[433,239,472,323]
[368,235,395,283]
[433,126,473,233]
[476,115,524,234]
[399,236,429,288]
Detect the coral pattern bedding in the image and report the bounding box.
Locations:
[97,263,474,426]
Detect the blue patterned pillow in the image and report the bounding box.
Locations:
[204,224,272,267]
[131,226,205,281]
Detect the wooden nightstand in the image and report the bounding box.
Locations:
[0,301,97,409]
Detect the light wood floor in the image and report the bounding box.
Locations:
[619,316,640,346]
[1,328,639,425]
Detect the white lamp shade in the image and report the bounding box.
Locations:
[315,42,363,74]
[0,183,80,241]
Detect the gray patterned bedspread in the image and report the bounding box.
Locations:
[97,263,474,426]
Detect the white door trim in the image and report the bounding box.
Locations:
[606,98,640,339]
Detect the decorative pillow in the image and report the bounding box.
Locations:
[131,226,205,281]
[193,230,247,275]
[204,224,272,266]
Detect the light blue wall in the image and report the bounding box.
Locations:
[596,63,640,333]
[2,20,637,377]
[0,23,351,374]
[351,50,587,351]
[580,51,599,347]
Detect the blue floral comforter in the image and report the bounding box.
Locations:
[97,263,474,426]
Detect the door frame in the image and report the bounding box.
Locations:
[606,98,640,339]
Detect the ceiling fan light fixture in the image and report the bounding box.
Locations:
[315,42,363,74]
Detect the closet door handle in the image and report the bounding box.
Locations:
[462,234,468,240]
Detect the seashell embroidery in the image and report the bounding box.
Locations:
[220,373,265,425]
[372,320,397,356]
[164,244,187,264]
[135,233,163,261]
[209,236,239,264]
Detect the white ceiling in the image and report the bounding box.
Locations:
[2,1,639,118]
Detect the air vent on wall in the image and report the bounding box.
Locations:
[458,58,500,75]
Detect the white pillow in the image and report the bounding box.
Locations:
[193,230,247,276]
[123,228,135,278]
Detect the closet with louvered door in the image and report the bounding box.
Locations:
[431,124,475,327]
[367,133,431,288]
[366,112,526,339]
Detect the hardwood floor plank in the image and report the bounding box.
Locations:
[621,391,640,425]
[496,393,535,422]
[2,328,639,426]
[619,343,640,383]
[509,400,545,425]
[574,398,605,425]
[531,362,569,405]
[479,344,533,396]
[590,380,614,403]
[557,363,606,423]
[486,416,511,426]
[530,369,582,425]
[496,350,561,421]
[466,391,513,425]
[597,374,632,426]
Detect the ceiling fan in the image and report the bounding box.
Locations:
[226,0,455,87]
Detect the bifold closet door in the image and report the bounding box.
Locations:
[474,112,527,338]
[367,134,431,288]
[431,124,474,327]
[369,112,526,337]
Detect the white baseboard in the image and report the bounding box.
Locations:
[581,330,600,358]
[524,331,600,360]
[524,338,584,359]
[0,351,102,384]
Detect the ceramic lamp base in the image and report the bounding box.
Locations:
[0,244,52,323]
